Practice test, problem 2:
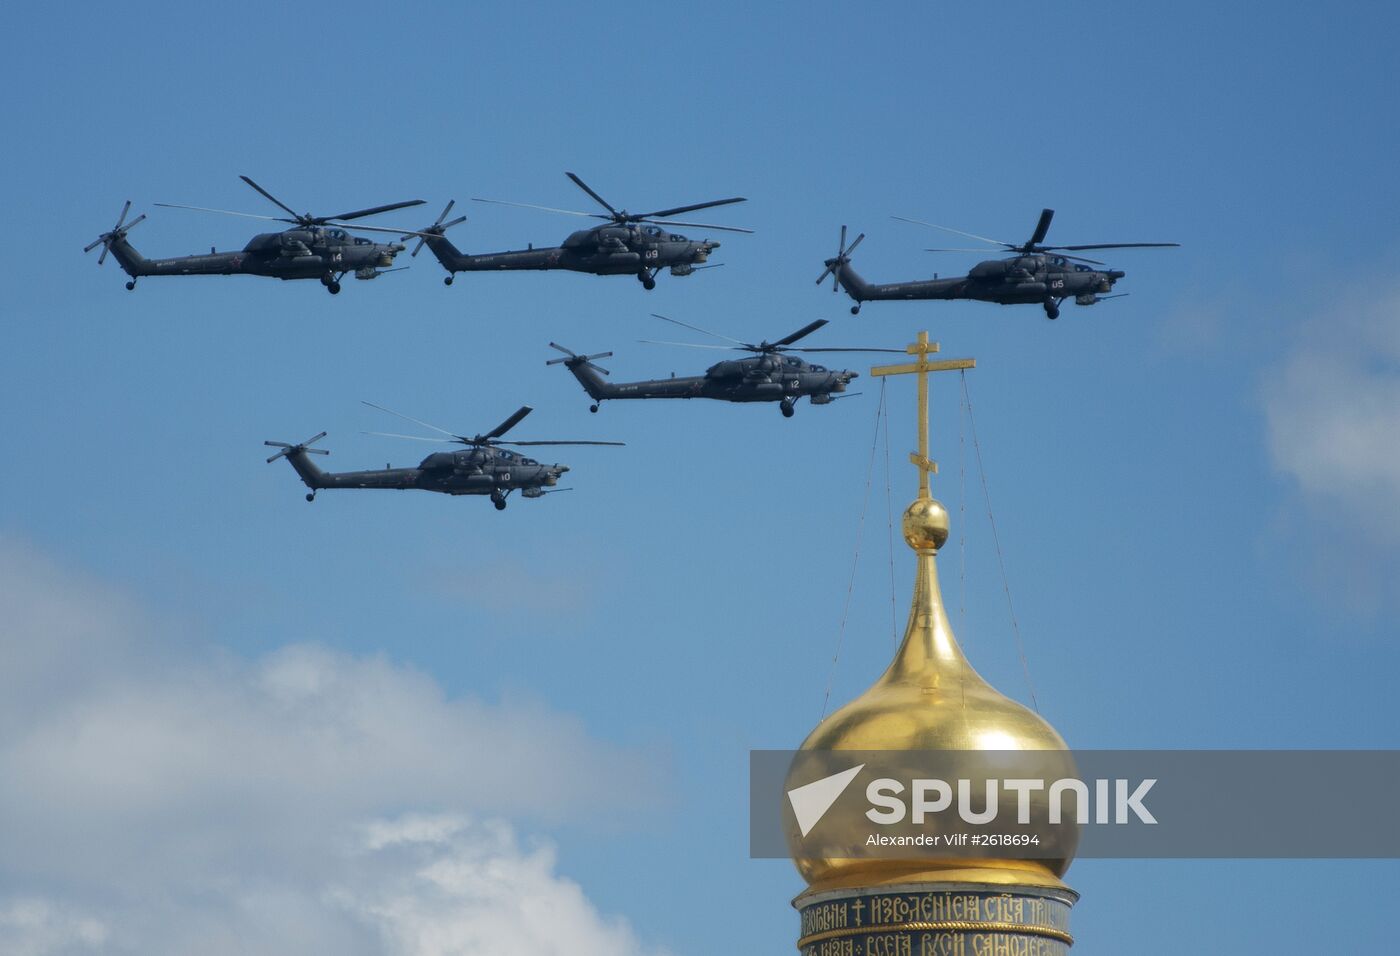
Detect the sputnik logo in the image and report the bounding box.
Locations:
[787,764,864,837]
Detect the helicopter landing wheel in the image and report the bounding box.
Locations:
[444,275,454,286]
[1043,300,1059,320]
[305,492,316,502]
[850,304,861,315]
[638,272,656,290]
[327,280,341,295]
[125,280,136,291]
[492,494,507,511]
[780,399,795,418]
[589,404,599,413]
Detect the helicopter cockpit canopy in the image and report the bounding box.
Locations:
[640,224,685,241]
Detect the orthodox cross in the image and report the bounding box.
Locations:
[869,331,976,498]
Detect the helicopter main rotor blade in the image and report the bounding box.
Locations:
[363,430,455,443]
[641,218,754,234]
[637,339,735,351]
[923,247,1007,253]
[498,440,626,447]
[239,175,302,220]
[892,215,1010,248]
[482,406,533,441]
[1043,242,1181,251]
[1027,208,1055,248]
[784,346,907,353]
[321,199,425,223]
[638,196,747,219]
[772,319,829,348]
[471,197,606,219]
[565,172,619,217]
[155,202,289,223]
[326,222,447,240]
[360,401,458,437]
[649,313,747,345]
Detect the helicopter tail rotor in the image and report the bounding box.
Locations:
[816,225,864,291]
[264,431,329,463]
[546,342,613,375]
[410,200,468,257]
[85,201,147,266]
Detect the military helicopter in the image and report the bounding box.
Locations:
[817,210,1178,319]
[547,315,901,418]
[265,403,622,510]
[409,172,751,290]
[86,177,439,294]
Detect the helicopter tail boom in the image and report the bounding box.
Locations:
[285,448,331,489]
[548,345,617,401]
[265,433,331,490]
[85,202,155,278]
[830,258,873,303]
[104,234,155,277]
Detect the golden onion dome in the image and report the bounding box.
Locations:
[790,495,1076,893]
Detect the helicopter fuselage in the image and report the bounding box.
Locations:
[105,226,405,284]
[560,352,858,408]
[422,223,719,279]
[833,253,1123,310]
[279,444,567,499]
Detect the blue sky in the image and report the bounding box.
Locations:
[3,2,1399,953]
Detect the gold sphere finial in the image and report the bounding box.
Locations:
[903,496,949,551]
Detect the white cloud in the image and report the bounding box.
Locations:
[0,538,665,956]
[0,899,108,956]
[333,815,653,956]
[1261,290,1400,541]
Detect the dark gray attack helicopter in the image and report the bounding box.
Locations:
[547,315,901,418]
[818,210,1178,319]
[410,172,751,290]
[265,403,622,510]
[86,177,438,294]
